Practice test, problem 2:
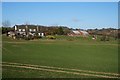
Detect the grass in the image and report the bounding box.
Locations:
[2,35,119,78]
[0,34,1,79]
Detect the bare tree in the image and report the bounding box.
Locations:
[2,20,11,27]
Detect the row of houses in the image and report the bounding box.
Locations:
[7,24,89,40]
[13,24,89,36]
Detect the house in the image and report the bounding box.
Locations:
[14,24,45,37]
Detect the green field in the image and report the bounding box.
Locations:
[2,35,119,78]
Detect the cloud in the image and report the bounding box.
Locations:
[72,18,80,22]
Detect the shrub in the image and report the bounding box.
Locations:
[46,35,56,39]
[100,35,110,41]
[67,38,74,41]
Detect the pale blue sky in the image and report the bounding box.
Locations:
[2,2,118,29]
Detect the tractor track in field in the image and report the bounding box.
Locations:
[2,62,120,78]
[3,41,118,46]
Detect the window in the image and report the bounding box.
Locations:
[19,29,21,31]
[38,33,41,36]
[33,29,36,31]
[22,29,25,31]
[29,29,32,31]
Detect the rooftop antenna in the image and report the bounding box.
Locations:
[25,21,29,35]
[25,21,30,25]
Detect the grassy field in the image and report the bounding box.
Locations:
[2,35,119,78]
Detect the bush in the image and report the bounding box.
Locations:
[100,36,106,41]
[100,35,110,41]
[46,35,56,39]
[67,38,74,41]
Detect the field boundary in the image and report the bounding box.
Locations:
[2,62,120,78]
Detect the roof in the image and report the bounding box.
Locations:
[71,30,89,35]
[72,30,80,34]
[14,25,37,29]
[80,31,89,35]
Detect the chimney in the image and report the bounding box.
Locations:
[15,25,17,31]
[37,26,39,32]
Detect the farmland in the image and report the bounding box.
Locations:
[2,35,119,78]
